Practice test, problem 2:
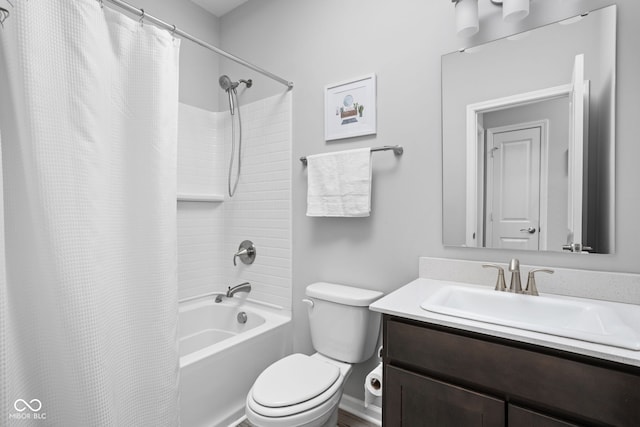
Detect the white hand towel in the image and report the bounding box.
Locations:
[306,148,372,217]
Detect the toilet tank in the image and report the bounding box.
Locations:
[305,282,384,363]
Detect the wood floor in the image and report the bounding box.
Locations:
[336,409,377,427]
[237,409,376,427]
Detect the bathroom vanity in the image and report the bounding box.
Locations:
[371,278,640,427]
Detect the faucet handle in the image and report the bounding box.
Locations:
[524,268,554,296]
[483,264,507,292]
[233,248,248,266]
[233,240,256,266]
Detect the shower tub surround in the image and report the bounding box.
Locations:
[222,92,293,309]
[179,296,291,427]
[176,93,293,426]
[177,93,293,307]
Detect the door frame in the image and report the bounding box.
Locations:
[484,121,549,250]
[465,83,571,247]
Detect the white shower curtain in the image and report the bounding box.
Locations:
[0,1,180,425]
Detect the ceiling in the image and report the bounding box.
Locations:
[190,0,249,18]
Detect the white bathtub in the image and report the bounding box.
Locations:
[179,296,291,427]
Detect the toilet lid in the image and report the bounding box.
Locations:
[251,354,340,408]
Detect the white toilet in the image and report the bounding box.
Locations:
[245,282,384,427]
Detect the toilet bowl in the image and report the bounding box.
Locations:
[245,283,383,427]
[245,353,351,427]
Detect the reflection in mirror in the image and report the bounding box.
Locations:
[442,5,616,254]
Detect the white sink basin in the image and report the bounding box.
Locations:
[420,286,640,351]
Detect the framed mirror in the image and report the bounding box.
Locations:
[442,5,616,254]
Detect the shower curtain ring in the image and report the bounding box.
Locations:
[98,0,104,9]
[139,9,145,26]
[0,8,8,28]
[171,24,176,39]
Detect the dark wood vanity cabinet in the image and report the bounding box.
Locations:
[382,315,640,427]
[386,365,505,426]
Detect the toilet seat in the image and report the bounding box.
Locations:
[252,353,340,408]
[247,353,346,418]
[246,388,342,427]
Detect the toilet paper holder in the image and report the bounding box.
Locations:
[369,376,381,391]
[364,362,383,408]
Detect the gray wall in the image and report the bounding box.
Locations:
[130,0,221,111]
[220,0,640,400]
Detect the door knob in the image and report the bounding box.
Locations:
[520,227,536,234]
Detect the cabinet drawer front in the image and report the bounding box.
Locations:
[385,317,640,426]
[385,365,505,427]
[509,405,580,427]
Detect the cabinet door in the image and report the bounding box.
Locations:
[509,405,580,427]
[385,365,505,427]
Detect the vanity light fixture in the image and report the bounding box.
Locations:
[452,0,530,37]
[499,0,530,23]
[453,0,479,37]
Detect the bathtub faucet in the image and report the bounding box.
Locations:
[227,282,251,298]
[227,282,252,297]
[215,282,252,302]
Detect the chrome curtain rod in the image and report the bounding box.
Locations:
[299,145,404,165]
[102,0,293,89]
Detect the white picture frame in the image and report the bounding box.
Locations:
[324,74,377,141]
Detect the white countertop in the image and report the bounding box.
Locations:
[370,278,640,368]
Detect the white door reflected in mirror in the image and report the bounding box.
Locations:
[486,126,541,250]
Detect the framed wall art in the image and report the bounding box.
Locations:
[324,74,377,141]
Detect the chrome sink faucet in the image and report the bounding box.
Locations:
[484,259,554,296]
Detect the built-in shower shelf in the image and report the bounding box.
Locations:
[177,193,225,202]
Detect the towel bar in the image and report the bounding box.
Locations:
[299,145,403,165]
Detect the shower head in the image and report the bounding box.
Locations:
[219,75,253,115]
[219,75,238,91]
[219,75,238,115]
[219,75,253,91]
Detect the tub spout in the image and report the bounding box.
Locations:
[226,282,251,298]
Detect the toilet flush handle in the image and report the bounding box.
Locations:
[302,299,314,309]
